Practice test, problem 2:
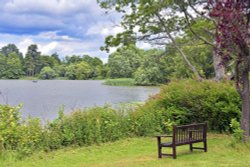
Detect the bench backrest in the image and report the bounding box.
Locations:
[172,123,207,145]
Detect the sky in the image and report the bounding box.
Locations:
[0,0,130,63]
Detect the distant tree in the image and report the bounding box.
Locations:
[82,55,104,78]
[65,55,82,64]
[134,49,170,85]
[51,52,61,64]
[0,52,24,79]
[39,66,57,79]
[24,44,41,76]
[0,53,7,78]
[0,44,23,58]
[107,45,143,78]
[65,62,92,80]
[54,64,67,77]
[39,55,60,69]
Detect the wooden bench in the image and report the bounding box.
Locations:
[156,123,207,159]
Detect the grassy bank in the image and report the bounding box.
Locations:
[103,78,135,86]
[19,77,69,80]
[1,134,250,167]
[19,76,39,80]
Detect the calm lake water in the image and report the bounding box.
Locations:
[0,80,159,121]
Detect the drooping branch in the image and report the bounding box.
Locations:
[188,0,216,23]
[183,9,215,47]
[155,12,203,80]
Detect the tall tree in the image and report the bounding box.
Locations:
[0,44,23,57]
[51,52,61,64]
[0,44,24,63]
[208,0,250,142]
[98,0,228,81]
[5,52,24,79]
[107,45,143,78]
[24,44,41,76]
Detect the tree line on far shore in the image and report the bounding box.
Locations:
[0,44,106,80]
[0,41,213,85]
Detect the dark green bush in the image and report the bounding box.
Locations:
[139,80,241,132]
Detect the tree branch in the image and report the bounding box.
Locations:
[187,0,216,23]
[183,8,215,47]
[155,12,203,80]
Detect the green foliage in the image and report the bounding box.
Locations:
[39,67,57,79]
[0,105,44,157]
[229,118,244,146]
[0,44,107,80]
[24,44,41,76]
[65,62,92,80]
[107,45,143,78]
[141,80,241,132]
[0,104,21,151]
[134,49,168,85]
[0,44,23,59]
[104,78,135,86]
[0,52,24,79]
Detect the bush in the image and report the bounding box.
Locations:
[139,80,241,132]
[0,105,44,157]
[229,118,244,146]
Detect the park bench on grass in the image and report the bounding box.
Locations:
[156,122,207,159]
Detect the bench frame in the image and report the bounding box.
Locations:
[156,122,207,159]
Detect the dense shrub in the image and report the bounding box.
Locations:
[0,105,44,156]
[139,80,241,132]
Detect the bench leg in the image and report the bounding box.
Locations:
[157,137,162,158]
[189,143,193,152]
[158,146,162,158]
[173,146,176,159]
[204,140,207,152]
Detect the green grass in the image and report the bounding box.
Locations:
[103,78,135,86]
[18,76,39,80]
[19,76,70,80]
[1,134,250,167]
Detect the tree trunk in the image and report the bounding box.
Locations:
[213,51,225,81]
[240,70,250,142]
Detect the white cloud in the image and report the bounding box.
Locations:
[17,38,34,54]
[40,42,58,55]
[0,0,125,63]
[0,32,109,62]
[86,22,124,37]
[4,0,96,16]
[38,31,76,41]
[136,42,154,50]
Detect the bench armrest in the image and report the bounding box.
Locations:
[155,135,173,138]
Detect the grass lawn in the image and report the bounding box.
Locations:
[1,134,250,167]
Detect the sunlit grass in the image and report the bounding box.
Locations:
[1,134,250,167]
[19,76,39,80]
[103,78,135,86]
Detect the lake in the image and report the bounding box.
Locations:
[0,80,159,121]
